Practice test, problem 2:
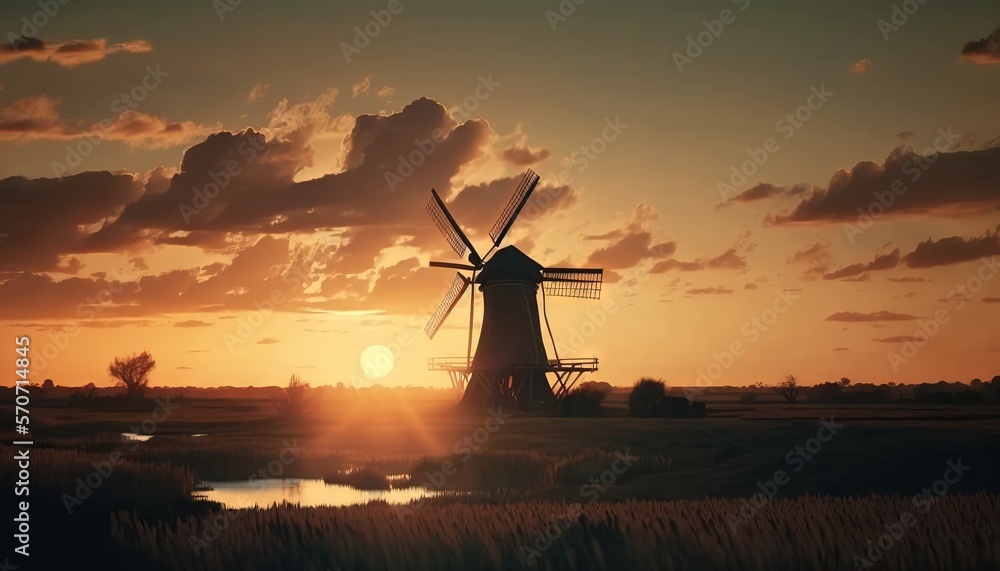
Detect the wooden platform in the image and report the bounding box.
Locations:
[428,357,599,400]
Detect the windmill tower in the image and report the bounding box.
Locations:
[424,170,603,409]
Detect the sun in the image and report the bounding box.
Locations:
[360,345,395,378]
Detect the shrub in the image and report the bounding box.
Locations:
[559,386,608,418]
[628,378,666,417]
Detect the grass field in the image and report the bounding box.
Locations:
[2,394,998,569]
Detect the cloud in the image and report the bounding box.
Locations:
[248,81,270,102]
[823,246,900,280]
[744,283,758,290]
[873,336,926,343]
[0,37,151,67]
[651,232,753,274]
[832,347,849,351]
[825,311,918,322]
[851,58,872,74]
[897,131,914,140]
[902,226,1000,268]
[581,204,673,269]
[888,276,927,283]
[787,239,833,280]
[377,85,395,98]
[687,286,734,295]
[717,183,810,208]
[983,297,1000,303]
[352,74,374,97]
[497,123,551,166]
[959,27,1000,64]
[174,320,213,327]
[751,145,1000,224]
[0,96,586,319]
[186,350,208,353]
[0,95,213,148]
[256,337,280,345]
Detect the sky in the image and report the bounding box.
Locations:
[0,0,999,390]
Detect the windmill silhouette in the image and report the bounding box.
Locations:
[424,170,603,409]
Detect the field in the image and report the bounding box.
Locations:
[2,393,999,570]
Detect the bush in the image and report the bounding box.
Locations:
[628,378,666,418]
[559,386,608,418]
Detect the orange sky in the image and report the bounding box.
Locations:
[1,1,999,389]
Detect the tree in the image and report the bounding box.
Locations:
[108,351,156,398]
[840,378,851,388]
[283,374,310,416]
[773,375,800,403]
[42,379,55,390]
[628,377,666,417]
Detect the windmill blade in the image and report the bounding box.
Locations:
[424,273,471,339]
[427,189,482,266]
[429,260,477,271]
[488,169,540,248]
[542,268,603,300]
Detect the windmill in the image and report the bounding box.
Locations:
[424,170,603,409]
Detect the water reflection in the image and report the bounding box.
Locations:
[121,432,153,442]
[197,478,452,508]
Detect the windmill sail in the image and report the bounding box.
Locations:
[427,189,481,265]
[489,169,540,247]
[541,268,603,300]
[424,273,470,339]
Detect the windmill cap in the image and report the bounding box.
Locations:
[477,245,543,284]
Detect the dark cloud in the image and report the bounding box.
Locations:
[0,37,151,67]
[825,311,918,322]
[902,226,1000,268]
[823,247,900,280]
[500,144,551,166]
[0,97,590,320]
[959,27,1000,64]
[0,95,212,147]
[718,183,809,208]
[983,297,1000,303]
[832,347,849,351]
[750,145,1000,224]
[651,233,753,274]
[888,276,927,283]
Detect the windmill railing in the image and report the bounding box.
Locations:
[428,357,598,372]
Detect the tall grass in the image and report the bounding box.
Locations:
[110,493,1000,570]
